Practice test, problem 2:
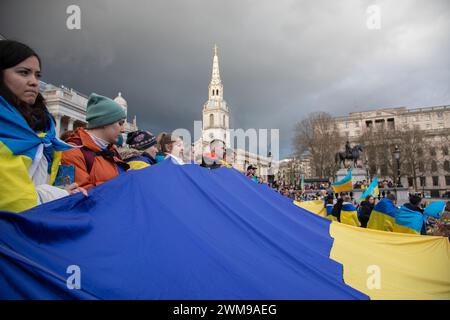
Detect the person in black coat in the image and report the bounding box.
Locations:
[358,195,375,228]
[331,198,344,222]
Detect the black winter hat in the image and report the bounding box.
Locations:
[126,130,157,150]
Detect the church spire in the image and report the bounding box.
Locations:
[211,44,221,84]
[209,44,223,100]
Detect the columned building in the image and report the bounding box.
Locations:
[41,82,89,134]
[40,82,138,138]
[331,105,450,196]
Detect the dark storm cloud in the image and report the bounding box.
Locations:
[1,0,449,158]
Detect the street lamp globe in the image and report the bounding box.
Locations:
[393,145,400,160]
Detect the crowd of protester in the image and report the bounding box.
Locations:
[280,185,450,237]
[1,40,448,238]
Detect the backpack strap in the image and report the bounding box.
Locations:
[70,137,130,173]
[69,137,96,174]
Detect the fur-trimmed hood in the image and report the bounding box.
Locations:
[118,147,142,161]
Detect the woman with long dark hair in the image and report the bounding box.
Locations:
[0,40,86,212]
[358,195,375,228]
[331,197,344,222]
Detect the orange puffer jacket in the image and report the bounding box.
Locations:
[61,128,129,190]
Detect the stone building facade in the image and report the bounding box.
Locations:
[332,105,450,196]
[40,82,138,139]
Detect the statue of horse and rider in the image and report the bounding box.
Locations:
[335,141,364,168]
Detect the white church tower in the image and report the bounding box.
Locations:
[202,45,230,146]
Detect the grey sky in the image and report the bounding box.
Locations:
[1,0,449,158]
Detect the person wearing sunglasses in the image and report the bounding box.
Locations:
[61,93,130,190]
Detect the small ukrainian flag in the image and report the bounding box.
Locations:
[332,168,353,193]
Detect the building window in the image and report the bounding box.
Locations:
[430,148,436,156]
[443,147,449,156]
[408,177,414,187]
[446,176,450,186]
[209,114,214,127]
[223,115,226,127]
[375,119,385,129]
[437,112,443,119]
[420,176,426,187]
[418,162,424,172]
[432,176,439,186]
[387,118,395,130]
[444,160,450,172]
[431,161,438,172]
[417,148,423,157]
[216,89,219,96]
[380,165,388,176]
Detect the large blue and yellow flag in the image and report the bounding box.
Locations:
[294,199,450,300]
[0,160,449,299]
[301,175,305,192]
[0,160,368,300]
[0,96,73,213]
[332,169,353,193]
[358,177,379,201]
[367,197,397,232]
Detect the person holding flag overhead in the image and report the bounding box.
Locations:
[0,40,87,213]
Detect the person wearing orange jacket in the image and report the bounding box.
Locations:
[61,93,129,190]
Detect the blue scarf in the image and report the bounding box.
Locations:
[0,96,74,172]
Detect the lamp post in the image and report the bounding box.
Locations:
[365,158,370,184]
[267,152,274,186]
[393,145,401,187]
[420,174,425,197]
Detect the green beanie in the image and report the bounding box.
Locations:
[86,93,127,129]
